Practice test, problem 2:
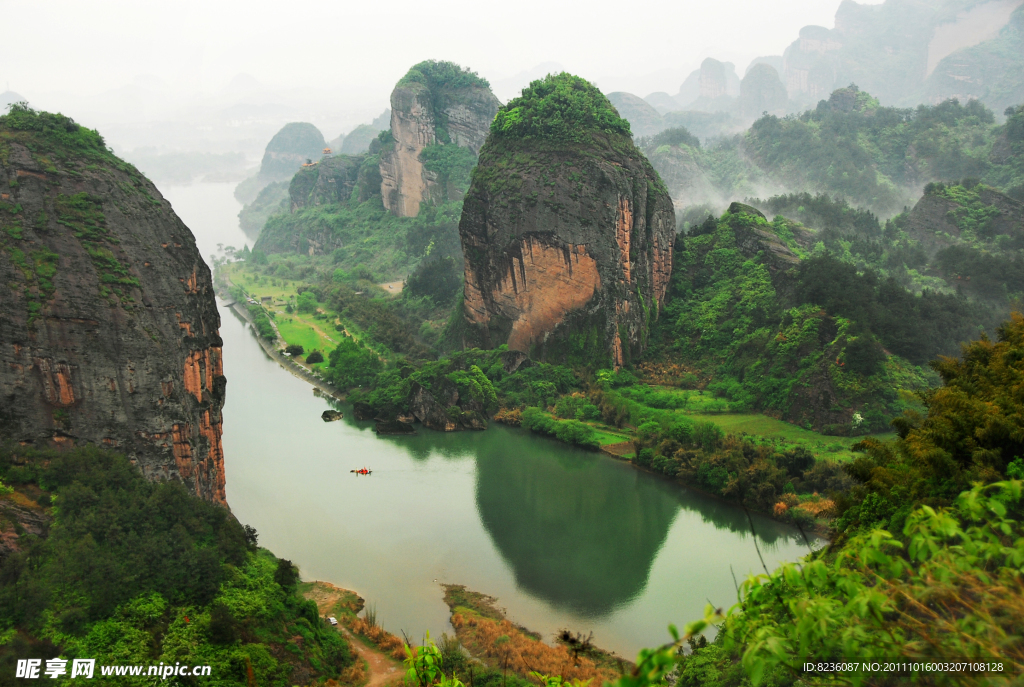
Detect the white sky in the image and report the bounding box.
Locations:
[0,0,885,152]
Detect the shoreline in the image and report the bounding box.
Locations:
[220,295,347,402]
[217,281,828,540]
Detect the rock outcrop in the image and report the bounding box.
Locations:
[901,183,1024,258]
[458,73,675,367]
[379,61,500,218]
[0,107,227,504]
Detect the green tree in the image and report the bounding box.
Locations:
[297,290,318,313]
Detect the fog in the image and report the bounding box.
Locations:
[0,0,883,162]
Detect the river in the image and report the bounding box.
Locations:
[161,182,819,659]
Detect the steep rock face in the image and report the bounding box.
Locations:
[379,83,434,217]
[698,58,738,99]
[0,108,227,504]
[379,61,500,218]
[458,74,675,366]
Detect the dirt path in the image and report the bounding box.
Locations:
[377,281,404,295]
[303,581,403,687]
[343,628,403,687]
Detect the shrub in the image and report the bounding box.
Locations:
[521,407,600,449]
[305,350,324,364]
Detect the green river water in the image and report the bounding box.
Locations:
[164,182,820,659]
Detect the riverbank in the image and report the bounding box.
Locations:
[221,294,348,402]
[302,581,403,687]
[442,584,630,684]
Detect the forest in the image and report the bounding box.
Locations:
[0,446,354,686]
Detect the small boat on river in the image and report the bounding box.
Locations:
[350,468,372,475]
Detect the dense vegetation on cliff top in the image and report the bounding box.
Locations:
[0,446,353,686]
[0,104,115,165]
[490,73,632,145]
[398,60,489,91]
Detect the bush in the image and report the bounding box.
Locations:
[274,559,298,591]
[208,603,237,645]
[520,407,600,449]
[247,303,276,339]
[305,350,324,364]
[285,344,304,357]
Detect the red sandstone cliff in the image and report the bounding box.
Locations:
[0,108,227,504]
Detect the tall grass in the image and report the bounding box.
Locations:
[364,602,378,629]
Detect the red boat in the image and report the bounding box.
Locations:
[350,468,372,475]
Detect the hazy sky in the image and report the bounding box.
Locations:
[0,0,883,153]
[2,0,886,98]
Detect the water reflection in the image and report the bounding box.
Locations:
[177,182,820,659]
[369,419,812,617]
[475,436,679,616]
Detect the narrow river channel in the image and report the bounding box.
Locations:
[162,182,820,660]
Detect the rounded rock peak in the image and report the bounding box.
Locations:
[491,72,633,145]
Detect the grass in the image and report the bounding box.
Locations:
[590,427,631,446]
[224,264,386,368]
[225,264,342,365]
[677,412,895,460]
[441,584,628,683]
[275,317,334,355]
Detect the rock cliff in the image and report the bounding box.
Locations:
[379,61,500,218]
[234,122,326,206]
[0,106,227,504]
[458,73,675,367]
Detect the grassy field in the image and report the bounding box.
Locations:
[226,264,341,368]
[676,411,894,460]
[592,427,631,446]
[275,317,334,354]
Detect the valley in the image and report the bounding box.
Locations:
[3,2,1024,684]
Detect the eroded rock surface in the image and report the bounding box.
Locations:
[0,111,227,504]
[379,62,500,218]
[458,75,675,366]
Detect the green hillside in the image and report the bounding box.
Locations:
[0,446,353,686]
[645,86,1024,220]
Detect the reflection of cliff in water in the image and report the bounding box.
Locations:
[474,435,681,617]
[354,415,814,600]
